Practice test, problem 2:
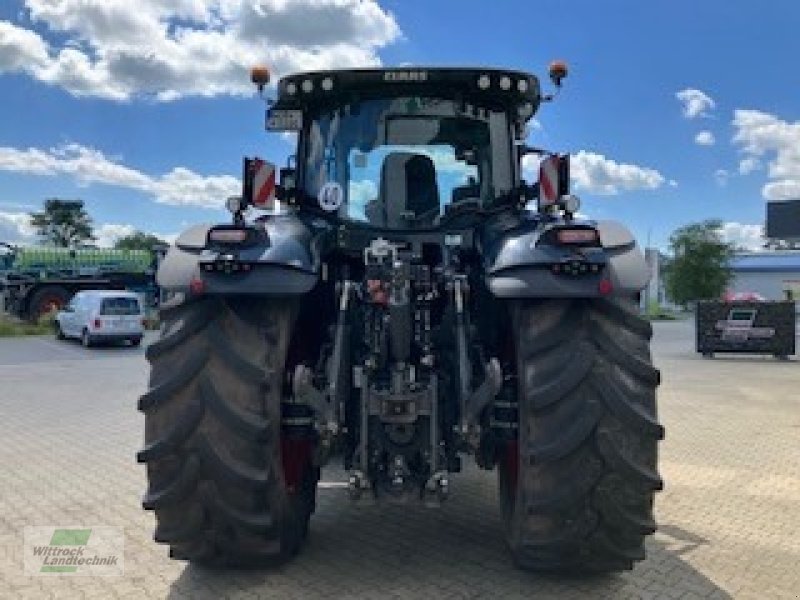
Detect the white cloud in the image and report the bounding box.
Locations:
[676,88,715,119]
[524,118,542,136]
[94,223,137,248]
[153,167,240,207]
[419,148,476,179]
[522,151,666,195]
[159,232,179,245]
[714,169,730,186]
[0,143,239,208]
[694,130,715,146]
[0,210,37,244]
[0,1,400,101]
[347,179,378,217]
[0,20,48,71]
[522,154,543,181]
[520,153,541,180]
[738,156,761,175]
[0,143,152,188]
[569,151,665,195]
[718,222,764,252]
[280,131,298,145]
[732,109,800,200]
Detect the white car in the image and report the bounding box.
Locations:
[55,290,144,347]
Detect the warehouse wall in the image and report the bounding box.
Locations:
[729,271,800,302]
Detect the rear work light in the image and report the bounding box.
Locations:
[556,228,599,245]
[209,229,248,244]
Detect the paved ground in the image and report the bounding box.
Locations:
[0,320,798,599]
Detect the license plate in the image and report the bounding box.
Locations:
[267,109,303,131]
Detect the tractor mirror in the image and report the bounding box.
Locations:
[538,154,570,209]
[242,157,277,210]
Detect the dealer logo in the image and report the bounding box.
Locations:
[715,308,776,342]
[24,526,124,576]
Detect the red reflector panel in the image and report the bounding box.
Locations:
[556,229,598,244]
[251,159,276,209]
[209,229,248,243]
[539,155,561,207]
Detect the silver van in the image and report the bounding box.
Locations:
[55,290,144,347]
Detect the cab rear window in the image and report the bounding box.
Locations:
[100,297,141,315]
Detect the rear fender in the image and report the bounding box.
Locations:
[157,215,321,296]
[486,219,649,298]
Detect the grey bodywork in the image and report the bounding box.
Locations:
[158,215,649,298]
[157,216,322,295]
[486,219,649,298]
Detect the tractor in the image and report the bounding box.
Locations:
[138,63,663,572]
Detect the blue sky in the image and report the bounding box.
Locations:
[1,0,798,250]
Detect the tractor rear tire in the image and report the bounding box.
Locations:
[137,294,317,567]
[28,285,70,321]
[499,297,663,572]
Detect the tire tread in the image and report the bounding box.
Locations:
[502,297,662,573]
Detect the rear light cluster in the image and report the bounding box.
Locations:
[202,261,253,273]
[209,229,248,244]
[556,228,599,245]
[551,261,602,276]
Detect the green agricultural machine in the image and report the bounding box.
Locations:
[0,243,156,319]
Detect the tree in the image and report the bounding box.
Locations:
[664,219,734,306]
[114,231,167,251]
[30,199,94,247]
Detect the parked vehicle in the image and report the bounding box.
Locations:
[139,64,663,572]
[0,242,158,321]
[55,290,144,347]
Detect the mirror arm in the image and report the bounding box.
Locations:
[514,182,538,206]
[519,144,547,156]
[525,181,539,202]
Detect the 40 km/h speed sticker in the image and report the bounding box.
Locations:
[318,182,344,212]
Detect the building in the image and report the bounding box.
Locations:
[728,251,800,302]
[643,248,672,310]
[641,247,800,309]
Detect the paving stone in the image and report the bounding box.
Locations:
[0,323,797,598]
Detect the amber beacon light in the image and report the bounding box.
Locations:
[250,65,271,91]
[548,60,568,87]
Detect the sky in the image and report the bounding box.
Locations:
[1,0,798,251]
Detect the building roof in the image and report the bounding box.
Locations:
[730,251,800,273]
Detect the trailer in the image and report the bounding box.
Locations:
[0,243,159,320]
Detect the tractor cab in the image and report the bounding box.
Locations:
[255,68,546,228]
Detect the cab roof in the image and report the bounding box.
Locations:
[273,67,541,119]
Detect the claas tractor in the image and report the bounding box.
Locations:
[138,63,663,572]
